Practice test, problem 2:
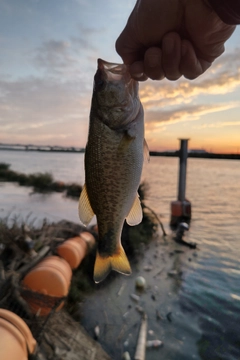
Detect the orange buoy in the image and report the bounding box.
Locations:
[22,256,72,316]
[57,237,87,269]
[0,309,36,360]
[92,224,98,233]
[57,232,95,269]
[79,231,95,249]
[171,200,183,217]
[170,199,191,229]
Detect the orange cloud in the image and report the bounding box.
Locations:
[196,120,240,129]
[144,102,239,131]
[140,72,240,112]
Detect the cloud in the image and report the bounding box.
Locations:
[144,102,239,132]
[140,47,240,112]
[0,75,91,146]
[140,70,240,112]
[33,31,100,80]
[139,48,240,135]
[0,25,104,147]
[2,32,240,149]
[196,120,240,129]
[33,39,81,78]
[213,47,240,68]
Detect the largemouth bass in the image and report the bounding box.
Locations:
[78,59,147,283]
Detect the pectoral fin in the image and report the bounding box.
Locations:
[94,245,131,283]
[78,184,95,226]
[126,193,143,226]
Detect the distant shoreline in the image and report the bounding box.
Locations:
[150,151,240,160]
[0,146,239,160]
[0,146,85,153]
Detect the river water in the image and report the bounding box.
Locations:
[0,150,240,360]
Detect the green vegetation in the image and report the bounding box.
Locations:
[65,183,82,198]
[0,163,82,198]
[0,163,10,171]
[29,172,54,191]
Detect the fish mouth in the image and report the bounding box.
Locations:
[97,58,128,75]
[94,59,139,115]
[97,58,132,83]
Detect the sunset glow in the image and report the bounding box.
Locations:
[0,0,240,154]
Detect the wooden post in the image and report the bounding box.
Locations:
[170,139,191,230]
[178,139,188,201]
[134,314,147,360]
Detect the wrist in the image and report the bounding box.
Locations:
[207,0,240,25]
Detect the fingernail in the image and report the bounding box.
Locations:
[132,72,144,78]
[164,38,174,54]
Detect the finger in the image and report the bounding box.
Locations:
[162,32,182,80]
[115,33,139,65]
[129,61,148,81]
[115,11,142,65]
[180,39,211,80]
[143,47,165,80]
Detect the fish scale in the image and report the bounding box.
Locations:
[78,59,147,283]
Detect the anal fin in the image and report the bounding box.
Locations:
[144,138,150,162]
[126,193,143,226]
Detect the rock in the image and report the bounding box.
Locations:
[122,351,131,360]
[130,293,140,302]
[146,340,163,348]
[135,276,146,289]
[166,312,172,322]
[143,265,153,271]
[168,270,181,277]
[94,325,100,340]
[156,310,163,321]
[135,305,145,315]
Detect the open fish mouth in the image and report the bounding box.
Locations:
[97,58,128,74]
[97,58,131,82]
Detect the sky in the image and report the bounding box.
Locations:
[0,0,240,153]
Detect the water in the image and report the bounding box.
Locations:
[0,150,240,359]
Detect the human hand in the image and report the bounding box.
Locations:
[115,0,236,81]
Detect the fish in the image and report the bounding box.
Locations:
[78,58,147,283]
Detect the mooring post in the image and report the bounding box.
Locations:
[178,139,188,202]
[170,139,192,230]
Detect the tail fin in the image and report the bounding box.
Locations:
[94,245,131,283]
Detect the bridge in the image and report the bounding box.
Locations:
[0,143,85,153]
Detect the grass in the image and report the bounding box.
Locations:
[0,163,82,198]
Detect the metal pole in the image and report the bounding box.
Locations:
[177,139,189,202]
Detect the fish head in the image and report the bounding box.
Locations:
[92,59,141,130]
